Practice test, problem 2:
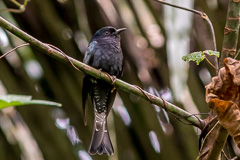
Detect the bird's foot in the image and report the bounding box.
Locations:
[111,87,117,93]
[104,73,117,85]
[110,75,117,85]
[98,68,103,76]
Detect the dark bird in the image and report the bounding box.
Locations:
[82,26,126,156]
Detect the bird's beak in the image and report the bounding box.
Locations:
[116,28,127,34]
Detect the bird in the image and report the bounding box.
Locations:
[82,26,126,156]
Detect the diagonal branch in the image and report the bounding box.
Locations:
[0,16,203,129]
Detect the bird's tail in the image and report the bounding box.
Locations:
[88,110,114,156]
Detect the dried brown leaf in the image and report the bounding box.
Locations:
[205,58,240,148]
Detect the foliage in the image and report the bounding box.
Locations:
[206,58,240,149]
[182,50,220,65]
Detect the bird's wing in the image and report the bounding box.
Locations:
[119,59,124,78]
[82,75,91,126]
[83,41,97,65]
[82,41,97,125]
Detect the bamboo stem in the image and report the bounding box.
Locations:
[219,0,240,67]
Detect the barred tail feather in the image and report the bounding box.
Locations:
[88,108,114,156]
[88,125,114,156]
[88,81,114,156]
[102,127,114,155]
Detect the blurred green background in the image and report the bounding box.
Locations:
[0,0,234,160]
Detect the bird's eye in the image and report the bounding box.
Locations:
[105,31,110,35]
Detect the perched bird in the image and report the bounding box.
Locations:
[82,26,126,156]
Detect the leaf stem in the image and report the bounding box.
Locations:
[10,0,22,7]
[204,55,218,71]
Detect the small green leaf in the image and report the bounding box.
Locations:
[182,51,205,65]
[0,95,62,109]
[203,50,220,57]
[182,50,220,65]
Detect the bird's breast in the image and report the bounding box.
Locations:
[92,43,123,77]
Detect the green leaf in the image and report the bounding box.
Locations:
[0,94,62,109]
[182,51,205,65]
[203,50,220,57]
[182,50,220,65]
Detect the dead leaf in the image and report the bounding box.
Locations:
[206,57,240,148]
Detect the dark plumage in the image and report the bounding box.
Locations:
[82,26,125,156]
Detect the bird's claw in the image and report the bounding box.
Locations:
[104,73,117,85]
[111,87,116,93]
[111,76,117,85]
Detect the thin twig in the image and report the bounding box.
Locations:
[155,0,200,14]
[234,48,240,59]
[45,44,82,72]
[154,0,218,68]
[10,0,22,7]
[199,121,219,153]
[0,0,29,13]
[222,150,237,160]
[0,8,24,13]
[0,43,30,59]
[175,113,204,127]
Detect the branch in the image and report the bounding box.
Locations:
[0,16,203,129]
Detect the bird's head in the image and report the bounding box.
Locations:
[91,26,126,41]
